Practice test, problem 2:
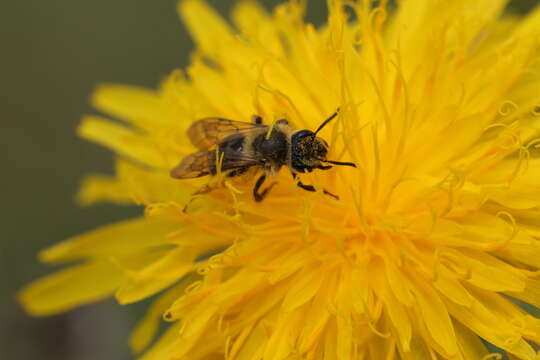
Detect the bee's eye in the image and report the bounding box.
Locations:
[314,138,328,156]
[291,130,316,153]
[294,130,314,141]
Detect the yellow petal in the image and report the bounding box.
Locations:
[433,266,474,308]
[76,173,133,206]
[178,302,219,344]
[116,247,197,304]
[501,230,540,269]
[488,186,540,209]
[507,277,540,310]
[187,58,248,119]
[396,335,433,360]
[411,277,458,358]
[231,0,280,56]
[263,307,304,360]
[367,315,396,360]
[370,260,412,352]
[335,309,353,360]
[178,0,234,58]
[297,277,332,353]
[382,287,412,352]
[78,157,196,208]
[138,323,182,360]
[39,217,181,263]
[235,319,268,360]
[323,320,338,360]
[92,84,167,127]
[443,249,526,292]
[281,266,324,312]
[384,260,414,306]
[229,322,260,360]
[78,116,169,168]
[453,321,489,359]
[19,260,123,316]
[386,0,430,47]
[514,2,540,38]
[232,0,269,34]
[129,277,193,354]
[386,0,509,72]
[115,159,195,206]
[446,297,536,359]
[476,156,540,186]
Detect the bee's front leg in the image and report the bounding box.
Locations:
[291,172,339,200]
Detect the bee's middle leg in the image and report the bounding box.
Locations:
[183,184,213,212]
[253,174,277,202]
[291,173,339,200]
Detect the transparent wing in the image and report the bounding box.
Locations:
[187,117,267,150]
[170,150,261,179]
[170,151,212,179]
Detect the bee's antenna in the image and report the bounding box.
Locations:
[320,159,357,168]
[314,108,340,136]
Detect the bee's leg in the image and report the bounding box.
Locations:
[291,173,339,200]
[183,184,213,213]
[318,165,333,170]
[253,174,277,202]
[251,115,263,124]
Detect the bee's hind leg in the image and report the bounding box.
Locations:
[291,173,339,200]
[183,184,213,213]
[253,174,278,202]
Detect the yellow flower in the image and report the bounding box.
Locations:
[20,0,540,359]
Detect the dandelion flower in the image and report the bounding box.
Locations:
[20,0,540,359]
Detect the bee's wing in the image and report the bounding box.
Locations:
[170,151,212,179]
[171,150,261,179]
[187,117,268,150]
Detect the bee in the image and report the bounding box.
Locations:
[170,110,356,203]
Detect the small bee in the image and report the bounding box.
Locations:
[170,110,356,203]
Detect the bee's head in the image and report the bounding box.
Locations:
[290,130,328,172]
[290,110,357,172]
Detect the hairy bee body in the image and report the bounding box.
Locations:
[171,112,355,203]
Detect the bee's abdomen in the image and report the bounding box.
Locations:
[252,130,288,164]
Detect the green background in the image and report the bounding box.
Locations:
[1,1,538,359]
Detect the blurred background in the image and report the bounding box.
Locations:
[1,0,538,359]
